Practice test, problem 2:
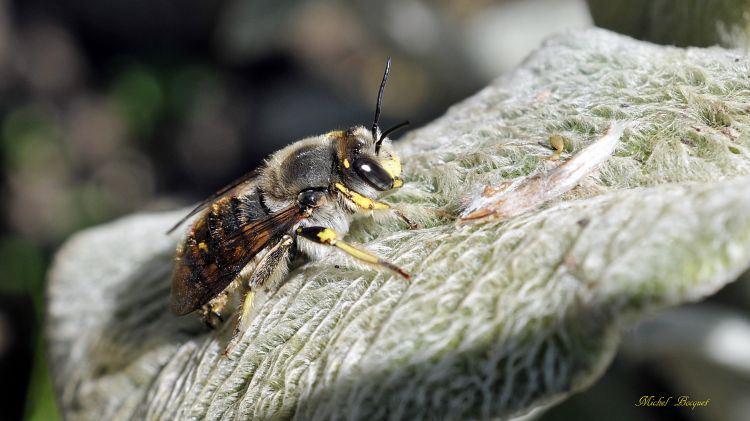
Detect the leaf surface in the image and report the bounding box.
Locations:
[48,28,750,420]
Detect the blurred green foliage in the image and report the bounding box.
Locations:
[0,237,58,420]
[2,107,65,174]
[110,65,165,137]
[587,0,750,47]
[0,238,46,296]
[24,336,59,421]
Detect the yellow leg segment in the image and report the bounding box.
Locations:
[223,235,293,357]
[297,226,410,279]
[333,182,417,228]
[224,290,255,357]
[334,183,390,210]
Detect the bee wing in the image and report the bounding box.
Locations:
[171,203,304,315]
[166,169,260,234]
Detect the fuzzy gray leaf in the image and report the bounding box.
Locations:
[48,28,750,420]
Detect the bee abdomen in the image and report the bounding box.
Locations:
[205,200,241,266]
[206,189,272,265]
[171,187,281,315]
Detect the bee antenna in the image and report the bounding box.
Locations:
[376,120,410,154]
[372,57,391,147]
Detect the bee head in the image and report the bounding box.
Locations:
[334,58,409,192]
[335,126,403,191]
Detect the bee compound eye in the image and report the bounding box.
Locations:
[353,157,393,191]
[297,190,327,208]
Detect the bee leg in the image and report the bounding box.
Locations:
[393,209,419,229]
[224,235,294,357]
[333,182,390,210]
[333,183,418,228]
[296,226,410,280]
[201,309,224,329]
[199,290,231,329]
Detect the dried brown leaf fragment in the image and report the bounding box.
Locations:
[460,122,627,223]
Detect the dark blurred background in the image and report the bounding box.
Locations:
[0,0,748,420]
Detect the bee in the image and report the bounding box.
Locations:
[168,59,412,355]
